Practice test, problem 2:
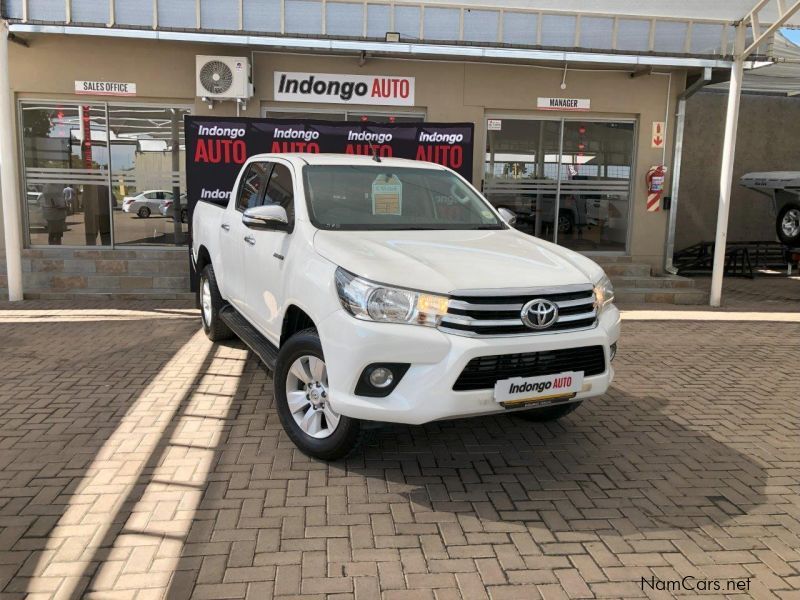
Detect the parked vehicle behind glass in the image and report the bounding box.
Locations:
[121,190,174,218]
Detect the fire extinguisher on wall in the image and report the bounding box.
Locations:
[646,165,667,212]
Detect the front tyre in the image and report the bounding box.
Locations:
[199,264,234,342]
[514,400,582,422]
[274,329,362,460]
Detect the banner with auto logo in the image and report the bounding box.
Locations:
[184,116,474,219]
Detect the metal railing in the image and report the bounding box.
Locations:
[1,0,748,58]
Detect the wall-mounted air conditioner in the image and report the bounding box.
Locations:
[196,55,253,100]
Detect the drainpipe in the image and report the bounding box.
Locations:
[664,66,712,274]
[0,21,24,301]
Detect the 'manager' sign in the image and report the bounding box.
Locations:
[537,97,591,111]
[274,72,415,106]
[75,80,137,96]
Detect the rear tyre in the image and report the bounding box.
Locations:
[776,203,800,246]
[180,208,189,224]
[137,206,151,218]
[514,400,582,422]
[274,328,362,460]
[199,264,234,342]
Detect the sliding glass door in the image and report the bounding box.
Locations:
[484,117,634,253]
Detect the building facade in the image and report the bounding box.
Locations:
[0,2,746,299]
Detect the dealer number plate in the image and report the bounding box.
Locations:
[494,371,583,407]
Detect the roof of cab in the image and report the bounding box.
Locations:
[246,153,445,169]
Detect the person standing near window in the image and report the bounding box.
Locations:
[41,183,68,245]
[62,184,75,214]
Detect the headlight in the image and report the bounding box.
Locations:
[335,268,449,327]
[593,274,615,312]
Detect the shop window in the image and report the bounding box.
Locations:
[616,19,651,52]
[285,0,322,34]
[579,17,613,50]
[654,21,688,54]
[201,0,239,30]
[502,12,537,46]
[366,4,390,38]
[158,0,195,28]
[484,118,633,253]
[115,0,153,27]
[423,7,460,42]
[21,103,111,246]
[691,23,725,55]
[243,0,280,32]
[28,0,65,21]
[541,14,576,48]
[108,105,190,245]
[72,0,109,24]
[463,10,498,43]
[394,6,420,40]
[326,2,363,37]
[2,0,24,19]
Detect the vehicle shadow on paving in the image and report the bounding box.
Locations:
[344,387,766,535]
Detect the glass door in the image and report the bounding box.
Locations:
[556,121,634,252]
[483,117,635,252]
[484,119,563,242]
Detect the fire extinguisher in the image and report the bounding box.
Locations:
[646,165,666,212]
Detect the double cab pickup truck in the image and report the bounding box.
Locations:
[192,154,620,459]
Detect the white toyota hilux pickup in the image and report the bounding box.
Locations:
[192,153,620,459]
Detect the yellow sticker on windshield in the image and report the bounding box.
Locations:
[372,174,403,216]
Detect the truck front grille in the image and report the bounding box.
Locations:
[439,285,597,337]
[453,346,606,391]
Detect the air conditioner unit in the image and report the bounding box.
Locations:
[196,55,253,100]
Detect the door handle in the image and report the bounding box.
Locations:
[221,223,230,231]
[244,235,256,246]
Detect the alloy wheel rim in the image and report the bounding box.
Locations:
[285,355,340,439]
[782,209,800,238]
[201,278,212,325]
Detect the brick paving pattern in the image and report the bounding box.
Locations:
[0,289,798,599]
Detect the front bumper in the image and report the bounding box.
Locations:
[318,306,621,425]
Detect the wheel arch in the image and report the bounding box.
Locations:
[281,305,317,347]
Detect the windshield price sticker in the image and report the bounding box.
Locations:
[372,175,403,215]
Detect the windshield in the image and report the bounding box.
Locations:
[303,165,504,230]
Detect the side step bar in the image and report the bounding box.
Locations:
[219,305,279,371]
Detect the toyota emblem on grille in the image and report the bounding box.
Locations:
[521,299,559,330]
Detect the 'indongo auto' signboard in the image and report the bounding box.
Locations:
[185,116,474,215]
[274,72,415,106]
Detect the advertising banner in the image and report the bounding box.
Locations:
[185,116,474,215]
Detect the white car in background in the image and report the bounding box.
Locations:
[121,190,175,218]
[159,193,189,224]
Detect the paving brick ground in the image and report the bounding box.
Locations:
[0,278,798,599]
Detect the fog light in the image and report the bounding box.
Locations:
[368,367,394,388]
[610,343,618,361]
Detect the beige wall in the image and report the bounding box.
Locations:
[7,33,687,269]
[676,91,800,251]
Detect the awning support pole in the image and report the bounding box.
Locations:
[709,25,746,307]
[0,21,24,302]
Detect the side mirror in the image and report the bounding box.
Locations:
[497,207,518,226]
[242,204,289,231]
